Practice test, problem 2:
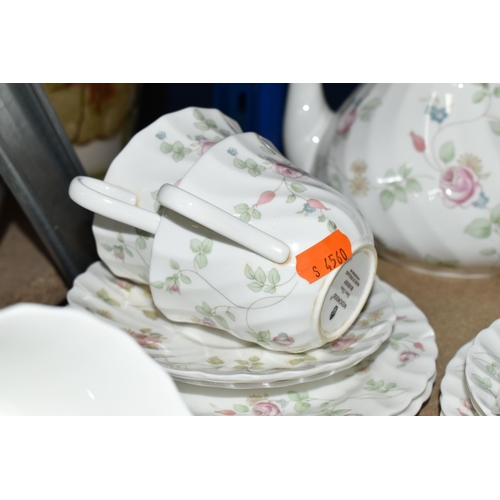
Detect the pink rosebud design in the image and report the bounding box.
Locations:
[256,190,276,205]
[439,166,482,208]
[215,409,236,415]
[174,178,182,187]
[336,106,357,135]
[306,199,330,210]
[171,283,179,293]
[272,163,303,178]
[410,132,425,152]
[331,336,357,351]
[272,334,295,346]
[414,342,424,350]
[458,409,469,416]
[134,333,161,349]
[252,401,282,416]
[399,351,418,363]
[198,140,216,156]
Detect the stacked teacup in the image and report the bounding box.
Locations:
[441,319,500,416]
[68,108,436,415]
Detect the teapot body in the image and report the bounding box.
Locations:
[290,83,500,277]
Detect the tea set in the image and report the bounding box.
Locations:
[4,84,500,415]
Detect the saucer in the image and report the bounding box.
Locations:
[67,262,396,389]
[400,373,435,416]
[465,319,500,416]
[440,341,479,416]
[173,281,437,415]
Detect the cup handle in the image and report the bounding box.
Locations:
[157,183,291,264]
[69,176,161,235]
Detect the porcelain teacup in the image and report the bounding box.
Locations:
[87,107,242,284]
[70,132,377,353]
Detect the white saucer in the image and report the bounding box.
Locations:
[67,262,396,389]
[440,341,479,416]
[175,281,437,415]
[465,319,500,416]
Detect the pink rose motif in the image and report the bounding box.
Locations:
[272,334,295,346]
[133,333,161,349]
[439,166,482,208]
[461,399,474,410]
[252,401,282,416]
[336,106,357,135]
[113,247,124,261]
[198,140,215,156]
[399,351,418,363]
[272,162,303,178]
[331,336,357,351]
[215,409,236,415]
[256,191,276,206]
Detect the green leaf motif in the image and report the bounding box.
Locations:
[102,244,112,251]
[220,129,230,137]
[391,333,409,340]
[160,142,173,153]
[206,119,216,129]
[246,158,258,169]
[193,109,205,121]
[472,91,487,103]
[361,97,381,112]
[406,178,423,193]
[248,282,264,292]
[225,311,236,322]
[268,268,280,285]
[207,356,224,365]
[255,267,266,284]
[464,219,492,239]
[494,87,500,97]
[124,247,133,257]
[117,233,125,243]
[201,239,213,254]
[327,220,337,233]
[394,186,407,202]
[290,183,306,193]
[233,158,247,169]
[194,122,209,131]
[170,259,180,270]
[244,264,255,280]
[399,163,412,178]
[286,194,296,203]
[294,402,311,413]
[195,306,211,317]
[150,281,165,289]
[234,404,249,413]
[490,204,500,225]
[332,409,351,416]
[234,203,249,214]
[480,248,497,256]
[240,212,251,223]
[252,209,261,219]
[137,236,147,249]
[481,83,490,89]
[202,302,212,314]
[190,239,202,253]
[263,286,276,294]
[248,167,263,177]
[390,341,399,350]
[385,382,396,390]
[318,215,326,222]
[214,315,229,330]
[489,120,500,135]
[180,274,191,284]
[439,141,455,163]
[256,330,271,342]
[249,356,260,362]
[142,310,158,320]
[288,391,304,402]
[380,189,395,210]
[194,253,208,269]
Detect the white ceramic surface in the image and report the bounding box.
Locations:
[0,303,191,415]
[400,373,435,416]
[175,281,437,415]
[465,319,500,416]
[67,261,396,389]
[80,107,242,284]
[284,83,500,276]
[440,341,479,416]
[151,132,377,352]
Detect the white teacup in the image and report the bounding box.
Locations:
[89,107,241,284]
[70,132,377,353]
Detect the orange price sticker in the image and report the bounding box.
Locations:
[295,230,353,284]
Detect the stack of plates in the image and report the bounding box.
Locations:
[441,319,500,416]
[67,261,438,415]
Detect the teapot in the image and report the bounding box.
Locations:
[284,83,500,277]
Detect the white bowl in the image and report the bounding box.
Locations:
[0,304,191,415]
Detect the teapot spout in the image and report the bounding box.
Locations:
[283,83,336,175]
